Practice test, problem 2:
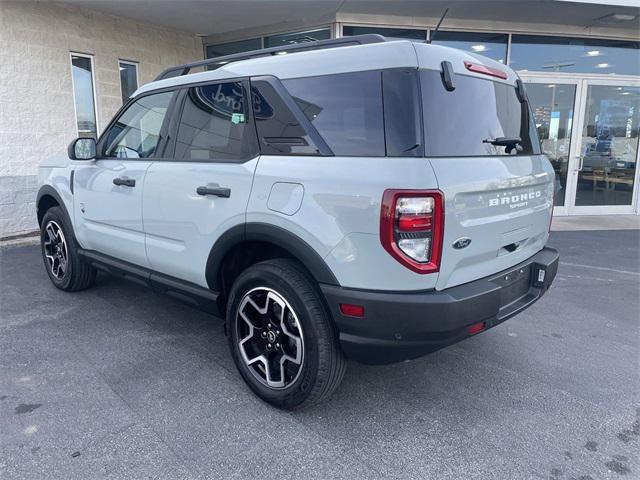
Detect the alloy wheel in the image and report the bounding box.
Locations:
[43,221,68,280]
[236,287,304,389]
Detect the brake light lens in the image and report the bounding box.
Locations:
[380,190,444,274]
[464,61,508,80]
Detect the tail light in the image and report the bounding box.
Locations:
[464,61,508,80]
[380,190,444,274]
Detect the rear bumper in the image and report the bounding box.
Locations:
[321,246,559,364]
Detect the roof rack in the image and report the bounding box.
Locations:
[155,34,387,81]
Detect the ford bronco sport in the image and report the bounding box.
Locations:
[37,35,559,409]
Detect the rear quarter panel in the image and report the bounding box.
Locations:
[248,155,442,291]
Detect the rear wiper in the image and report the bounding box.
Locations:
[483,137,523,153]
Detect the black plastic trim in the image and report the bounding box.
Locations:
[205,222,339,291]
[321,246,559,364]
[36,185,71,227]
[78,249,221,314]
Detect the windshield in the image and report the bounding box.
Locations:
[420,70,541,157]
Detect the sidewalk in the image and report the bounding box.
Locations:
[551,214,640,231]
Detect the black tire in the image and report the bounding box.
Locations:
[226,258,346,409]
[40,206,96,291]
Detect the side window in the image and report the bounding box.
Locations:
[174,81,258,162]
[283,71,385,157]
[382,69,423,157]
[251,80,321,156]
[103,91,173,158]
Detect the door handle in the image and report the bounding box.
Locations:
[196,185,231,198]
[575,156,584,172]
[113,177,136,187]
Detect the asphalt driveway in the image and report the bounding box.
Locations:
[1,230,638,479]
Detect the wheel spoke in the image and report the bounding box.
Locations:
[236,287,304,390]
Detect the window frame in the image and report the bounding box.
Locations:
[163,77,261,164]
[69,52,100,138]
[118,60,139,105]
[96,86,179,161]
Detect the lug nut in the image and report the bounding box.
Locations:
[267,343,272,348]
[276,343,280,348]
[262,332,266,337]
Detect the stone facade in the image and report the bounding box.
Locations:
[0,1,203,238]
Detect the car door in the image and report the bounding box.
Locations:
[73,90,175,267]
[143,80,260,287]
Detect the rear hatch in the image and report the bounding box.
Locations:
[418,67,554,290]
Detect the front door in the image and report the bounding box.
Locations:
[523,76,640,215]
[143,80,259,288]
[74,90,174,267]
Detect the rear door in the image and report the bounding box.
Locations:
[143,80,259,288]
[419,69,554,290]
[74,90,174,267]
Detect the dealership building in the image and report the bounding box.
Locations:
[0,0,638,238]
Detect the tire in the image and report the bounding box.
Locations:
[226,258,346,409]
[40,206,96,291]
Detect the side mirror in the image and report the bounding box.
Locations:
[68,137,96,160]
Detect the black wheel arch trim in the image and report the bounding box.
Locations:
[36,185,71,227]
[205,222,340,291]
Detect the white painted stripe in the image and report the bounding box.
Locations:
[560,262,640,277]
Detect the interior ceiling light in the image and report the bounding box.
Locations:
[471,44,487,52]
[586,50,601,56]
[595,12,637,24]
[596,63,610,68]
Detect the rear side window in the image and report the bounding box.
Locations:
[174,81,258,161]
[103,91,173,158]
[283,72,385,156]
[251,80,321,155]
[420,70,540,157]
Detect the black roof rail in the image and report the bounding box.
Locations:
[154,34,387,81]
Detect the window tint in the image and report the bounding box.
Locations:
[343,26,426,42]
[283,72,385,156]
[420,70,540,157]
[382,69,423,156]
[174,81,258,161]
[251,80,321,155]
[431,32,508,64]
[103,91,173,158]
[510,36,640,76]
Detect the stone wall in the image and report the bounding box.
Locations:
[0,1,203,238]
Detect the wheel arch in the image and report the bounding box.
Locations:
[206,223,339,297]
[36,185,71,227]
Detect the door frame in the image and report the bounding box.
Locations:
[521,72,640,216]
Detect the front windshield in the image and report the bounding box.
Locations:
[420,70,541,157]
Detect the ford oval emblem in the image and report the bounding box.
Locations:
[453,237,472,250]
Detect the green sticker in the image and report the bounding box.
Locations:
[231,113,246,124]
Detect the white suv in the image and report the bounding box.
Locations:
[37,35,559,409]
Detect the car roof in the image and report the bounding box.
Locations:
[134,40,517,97]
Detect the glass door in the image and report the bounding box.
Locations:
[522,77,582,216]
[571,80,640,215]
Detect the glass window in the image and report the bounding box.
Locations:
[420,70,540,157]
[431,31,508,63]
[103,91,173,159]
[205,38,262,58]
[510,36,640,76]
[119,61,138,105]
[575,85,640,207]
[264,28,330,48]
[70,54,98,139]
[343,26,426,42]
[283,71,385,156]
[382,69,423,156]
[526,83,578,206]
[174,82,258,161]
[251,80,321,155]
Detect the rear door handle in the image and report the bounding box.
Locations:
[113,177,136,187]
[197,186,231,198]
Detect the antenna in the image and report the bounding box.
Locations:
[428,8,449,44]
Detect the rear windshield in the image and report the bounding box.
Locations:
[420,70,541,157]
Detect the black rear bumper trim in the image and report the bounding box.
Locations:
[321,246,559,364]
